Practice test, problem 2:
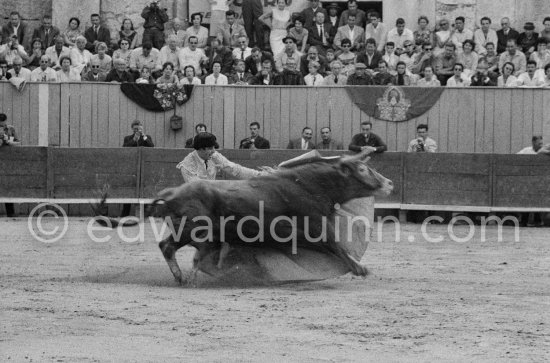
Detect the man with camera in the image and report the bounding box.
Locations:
[407,124,437,152]
[0,35,29,66]
[142,0,169,50]
[239,122,270,149]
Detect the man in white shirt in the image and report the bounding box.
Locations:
[209,0,234,36]
[365,11,387,52]
[517,60,544,87]
[473,17,498,55]
[157,35,181,70]
[7,56,31,81]
[30,55,57,82]
[178,35,208,76]
[129,42,161,75]
[385,18,414,55]
[45,36,71,70]
[451,16,474,54]
[518,135,544,154]
[408,124,437,152]
[232,35,252,60]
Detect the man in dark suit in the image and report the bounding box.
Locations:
[245,48,274,76]
[242,0,264,48]
[32,15,60,50]
[326,3,340,29]
[240,122,270,149]
[356,38,383,72]
[300,46,328,76]
[301,0,328,29]
[287,127,315,150]
[349,121,387,154]
[2,11,27,47]
[496,17,520,54]
[82,59,108,82]
[203,37,233,76]
[84,13,111,53]
[251,59,278,85]
[308,12,335,55]
[228,59,255,84]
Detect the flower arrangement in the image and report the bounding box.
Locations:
[153,83,188,111]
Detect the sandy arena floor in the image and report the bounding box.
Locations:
[0,217,548,362]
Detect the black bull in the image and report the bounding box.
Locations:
[153,152,393,284]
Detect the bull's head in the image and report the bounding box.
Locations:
[338,151,393,196]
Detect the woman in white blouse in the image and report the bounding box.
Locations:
[498,62,518,87]
[204,61,228,85]
[178,65,202,85]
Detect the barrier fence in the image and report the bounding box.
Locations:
[1,83,550,153]
[1,148,549,215]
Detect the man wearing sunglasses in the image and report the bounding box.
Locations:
[82,58,107,82]
[30,55,57,82]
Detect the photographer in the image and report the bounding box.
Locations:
[407,124,437,153]
[0,35,29,66]
[239,122,270,149]
[141,0,169,50]
[122,119,155,147]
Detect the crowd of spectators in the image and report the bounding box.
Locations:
[2,1,550,87]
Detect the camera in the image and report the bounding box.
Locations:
[416,138,425,151]
[241,139,254,148]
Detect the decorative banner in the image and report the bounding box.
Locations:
[121,84,194,112]
[345,86,445,122]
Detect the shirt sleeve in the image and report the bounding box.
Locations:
[177,159,202,183]
[211,152,263,179]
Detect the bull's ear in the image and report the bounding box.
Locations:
[338,163,354,178]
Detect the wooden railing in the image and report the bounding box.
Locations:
[1,82,550,153]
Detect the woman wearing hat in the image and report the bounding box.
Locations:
[517,22,539,58]
[258,0,291,56]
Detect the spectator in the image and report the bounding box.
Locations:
[304,60,324,86]
[205,61,228,85]
[480,41,500,74]
[274,36,301,73]
[251,59,277,85]
[178,65,202,86]
[365,11,387,53]
[434,42,457,85]
[70,36,92,75]
[156,62,178,84]
[349,121,387,153]
[373,60,392,85]
[496,17,519,54]
[184,13,209,49]
[232,35,252,61]
[275,58,305,85]
[158,35,181,71]
[113,39,133,68]
[242,0,264,48]
[334,14,364,53]
[530,38,550,72]
[258,0,291,56]
[245,47,274,76]
[316,127,343,150]
[326,48,336,63]
[32,15,60,50]
[1,11,27,47]
[63,17,82,48]
[411,42,436,78]
[46,36,71,70]
[498,38,526,76]
[141,1,169,50]
[30,55,57,82]
[26,38,44,70]
[0,112,20,217]
[82,58,107,82]
[105,58,134,83]
[228,59,254,85]
[516,60,544,87]
[300,46,328,76]
[434,18,452,56]
[240,122,270,149]
[517,22,539,58]
[339,0,367,29]
[416,65,441,86]
[450,16,473,54]
[308,12,334,56]
[0,61,11,80]
[470,67,497,87]
[326,3,340,29]
[165,18,186,48]
[129,42,161,78]
[56,56,81,82]
[457,39,479,78]
[408,124,437,152]
[518,135,544,154]
[7,56,31,81]
[135,66,155,84]
[474,17,498,55]
[288,16,309,54]
[204,37,233,75]
[337,39,357,76]
[118,18,138,50]
[356,38,383,74]
[446,63,470,87]
[300,0,327,30]
[346,62,373,85]
[90,42,112,74]
[392,61,411,85]
[185,124,220,149]
[383,41,399,75]
[287,127,315,150]
[385,18,414,55]
[399,40,417,74]
[542,17,550,43]
[323,60,347,85]
[84,13,111,53]
[0,35,29,66]
[209,0,235,37]
[414,16,433,50]
[218,10,247,49]
[178,36,208,76]
[498,61,518,87]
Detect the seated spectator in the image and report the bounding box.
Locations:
[82,58,107,82]
[7,56,31,81]
[217,10,246,48]
[434,18,452,56]
[408,124,437,152]
[316,126,343,150]
[90,42,112,74]
[498,39,526,76]
[308,12,335,55]
[304,60,324,86]
[542,17,550,43]
[232,35,252,61]
[32,15,60,51]
[84,13,111,53]
[450,16,473,54]
[326,3,340,29]
[26,38,45,70]
[386,18,414,55]
[2,11,27,46]
[347,62,373,85]
[287,127,315,150]
[413,15,433,51]
[470,68,497,87]
[325,48,336,64]
[383,41,400,75]
[517,22,539,58]
[118,18,138,50]
[184,13,209,49]
[30,55,57,82]
[165,18,186,48]
[496,17,520,54]
[239,122,270,149]
[130,42,161,78]
[0,61,11,80]
[399,40,417,74]
[274,36,301,73]
[204,61,228,85]
[135,66,155,84]
[542,63,550,87]
[349,121,387,154]
[56,56,81,82]
[300,46,328,76]
[517,60,544,87]
[0,35,29,66]
[63,17,82,48]
[458,39,478,79]
[373,60,393,85]
[474,17,498,55]
[105,58,134,83]
[416,65,441,86]
[184,124,220,149]
[392,61,411,85]
[228,59,254,85]
[300,0,326,30]
[158,35,181,71]
[70,36,92,75]
[498,61,518,87]
[178,36,208,76]
[204,37,233,75]
[434,42,456,85]
[246,47,274,76]
[113,39,133,68]
[251,59,277,85]
[337,39,357,76]
[530,38,550,72]
[288,16,309,54]
[177,65,202,86]
[356,38,383,75]
[275,58,305,85]
[46,36,71,70]
[141,1,169,49]
[324,60,347,85]
[365,11,387,53]
[334,14,364,53]
[156,62,178,84]
[480,42,500,74]
[446,63,471,87]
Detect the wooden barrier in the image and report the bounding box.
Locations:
[1,83,550,153]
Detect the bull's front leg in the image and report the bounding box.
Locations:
[326,222,369,277]
[159,235,187,285]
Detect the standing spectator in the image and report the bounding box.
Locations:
[239,122,270,149]
[392,61,411,85]
[84,14,111,54]
[339,0,367,29]
[46,36,71,70]
[334,14,364,53]
[0,113,20,217]
[346,62,373,85]
[158,35,181,71]
[245,47,274,76]
[304,60,324,86]
[287,127,315,150]
[228,59,254,84]
[516,60,544,87]
[217,10,247,49]
[497,61,518,87]
[274,58,305,85]
[288,16,309,54]
[242,0,264,48]
[63,17,82,48]
[416,65,441,86]
[232,35,252,61]
[517,22,539,58]
[165,18,186,48]
[32,15,60,50]
[326,3,340,29]
[308,12,334,56]
[408,124,437,152]
[129,42,161,78]
[316,127,343,150]
[204,37,234,75]
[385,18,414,55]
[373,60,392,85]
[209,0,234,37]
[349,121,387,154]
[82,58,107,82]
[70,36,92,75]
[118,19,138,50]
[141,1,169,50]
[105,58,133,83]
[323,60,347,85]
[178,36,208,76]
[434,42,457,85]
[205,61,228,85]
[365,11,387,53]
[300,46,328,76]
[498,39,526,76]
[7,57,31,81]
[251,59,277,85]
[414,16,433,50]
[446,63,470,87]
[474,17,498,55]
[542,17,550,43]
[356,38,383,74]
[90,42,112,74]
[496,17,519,54]
[274,36,301,73]
[30,55,57,82]
[178,65,202,86]
[0,35,29,66]
[259,0,291,56]
[450,16,473,54]
[56,56,81,82]
[184,13,209,49]
[300,0,327,30]
[113,39,133,68]
[2,11,27,47]
[434,18,452,56]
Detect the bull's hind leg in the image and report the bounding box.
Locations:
[159,236,187,284]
